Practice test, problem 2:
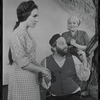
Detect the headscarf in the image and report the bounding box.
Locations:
[68,16,81,26]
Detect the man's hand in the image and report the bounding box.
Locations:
[77,49,87,68]
[77,49,86,61]
[77,49,85,56]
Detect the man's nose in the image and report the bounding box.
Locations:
[35,17,38,22]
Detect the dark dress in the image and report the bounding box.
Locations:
[62,30,89,61]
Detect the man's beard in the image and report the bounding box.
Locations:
[56,47,67,56]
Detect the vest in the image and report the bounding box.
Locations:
[46,55,79,96]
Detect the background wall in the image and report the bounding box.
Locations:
[3,0,95,85]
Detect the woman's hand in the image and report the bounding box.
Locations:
[41,68,51,81]
[70,39,87,50]
[70,39,76,46]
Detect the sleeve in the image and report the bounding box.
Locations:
[72,55,90,81]
[41,58,51,89]
[10,34,30,68]
[84,32,90,45]
[29,38,37,62]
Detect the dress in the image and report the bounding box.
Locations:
[8,28,40,100]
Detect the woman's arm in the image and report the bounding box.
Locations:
[70,39,87,50]
[22,62,51,79]
[74,43,87,50]
[32,58,41,66]
[22,62,44,73]
[70,31,89,50]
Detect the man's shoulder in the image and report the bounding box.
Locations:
[46,54,53,59]
[41,55,53,66]
[42,55,52,61]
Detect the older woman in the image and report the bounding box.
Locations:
[62,16,89,50]
[8,0,51,100]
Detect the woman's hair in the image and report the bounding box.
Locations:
[14,0,38,30]
[8,0,38,65]
[67,16,81,27]
[8,48,13,65]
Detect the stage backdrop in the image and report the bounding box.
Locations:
[3,0,95,85]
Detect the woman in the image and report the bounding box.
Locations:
[62,16,90,60]
[62,16,90,95]
[8,0,51,100]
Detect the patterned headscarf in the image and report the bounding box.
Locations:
[68,16,81,26]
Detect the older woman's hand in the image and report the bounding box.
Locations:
[70,39,76,46]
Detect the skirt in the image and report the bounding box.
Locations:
[7,66,40,100]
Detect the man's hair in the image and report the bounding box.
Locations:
[49,34,61,46]
[51,41,57,53]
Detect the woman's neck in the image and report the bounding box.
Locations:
[71,30,77,36]
[19,22,29,31]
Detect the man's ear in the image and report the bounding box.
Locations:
[51,47,56,53]
[53,47,56,51]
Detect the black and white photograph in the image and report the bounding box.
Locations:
[3,0,98,100]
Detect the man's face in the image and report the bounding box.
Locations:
[56,37,68,56]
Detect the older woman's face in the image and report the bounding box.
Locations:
[26,9,38,28]
[68,18,79,31]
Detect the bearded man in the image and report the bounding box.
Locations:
[41,34,90,100]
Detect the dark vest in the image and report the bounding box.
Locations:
[46,55,79,96]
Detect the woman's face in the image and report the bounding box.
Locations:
[68,18,79,31]
[26,9,38,28]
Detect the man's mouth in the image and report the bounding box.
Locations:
[63,48,67,51]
